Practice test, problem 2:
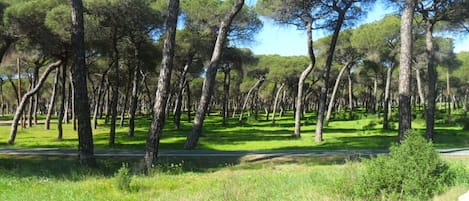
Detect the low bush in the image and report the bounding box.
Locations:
[354,131,460,201]
[114,163,132,191]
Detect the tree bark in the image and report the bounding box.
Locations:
[71,0,96,166]
[222,68,231,126]
[184,0,244,149]
[174,59,191,129]
[415,68,425,108]
[58,62,67,140]
[325,63,350,126]
[294,16,316,138]
[398,0,416,141]
[120,69,132,127]
[143,0,179,171]
[383,64,394,130]
[348,68,354,120]
[128,65,140,137]
[315,11,346,142]
[109,31,120,146]
[45,68,60,130]
[8,60,62,144]
[271,83,284,125]
[239,76,265,123]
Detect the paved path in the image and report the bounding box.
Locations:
[0,147,468,157]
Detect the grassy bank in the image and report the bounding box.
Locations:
[0,155,467,201]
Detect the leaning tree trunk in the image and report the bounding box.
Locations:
[239,76,265,123]
[120,69,132,127]
[315,12,345,142]
[325,63,350,126]
[184,0,244,150]
[271,83,285,125]
[71,0,96,166]
[415,68,426,112]
[383,64,394,130]
[294,16,316,138]
[143,0,179,171]
[174,59,191,129]
[398,0,416,141]
[45,68,60,130]
[93,67,111,129]
[8,60,62,144]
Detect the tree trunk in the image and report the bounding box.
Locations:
[325,63,349,126]
[58,62,67,140]
[109,31,120,146]
[186,81,191,122]
[398,0,416,141]
[93,67,111,129]
[71,0,96,166]
[446,66,452,123]
[45,68,60,130]
[348,68,354,120]
[174,59,191,129]
[383,64,394,130]
[8,60,62,144]
[0,78,4,117]
[294,17,316,138]
[315,11,345,142]
[222,68,231,126]
[143,0,179,171]
[184,0,244,149]
[120,69,132,127]
[271,83,284,124]
[239,76,265,123]
[128,65,140,137]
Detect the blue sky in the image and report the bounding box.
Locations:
[240,0,469,56]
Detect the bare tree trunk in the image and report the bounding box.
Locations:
[58,62,67,140]
[8,60,62,144]
[184,0,244,149]
[294,17,316,138]
[348,69,353,120]
[239,77,265,123]
[0,78,4,117]
[128,65,140,137]
[383,65,394,130]
[325,63,349,126]
[109,31,120,146]
[222,68,231,126]
[120,69,132,127]
[174,60,191,129]
[186,81,191,122]
[271,83,284,124]
[398,0,416,141]
[71,0,96,166]
[415,68,425,108]
[45,68,60,130]
[446,67,452,123]
[144,0,179,171]
[315,11,345,142]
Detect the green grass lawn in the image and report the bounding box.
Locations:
[0,109,468,151]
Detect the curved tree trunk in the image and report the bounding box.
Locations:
[184,0,245,150]
[415,68,425,109]
[271,83,284,125]
[239,76,265,123]
[144,0,179,171]
[315,11,345,142]
[294,17,316,138]
[174,59,191,129]
[45,68,60,130]
[398,0,416,141]
[93,67,111,129]
[8,60,62,144]
[71,0,96,166]
[325,63,350,126]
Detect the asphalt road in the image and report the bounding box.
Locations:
[0,147,468,157]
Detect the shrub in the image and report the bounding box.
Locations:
[114,163,132,191]
[354,131,456,201]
